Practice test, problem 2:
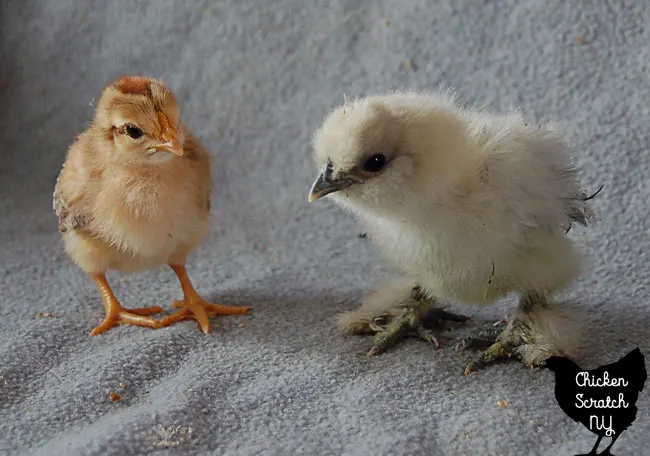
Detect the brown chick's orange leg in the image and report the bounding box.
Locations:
[90,274,163,336]
[161,264,251,334]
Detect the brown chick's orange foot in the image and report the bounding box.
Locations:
[160,298,250,334]
[90,274,163,336]
[160,264,251,334]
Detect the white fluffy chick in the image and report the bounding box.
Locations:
[308,90,602,375]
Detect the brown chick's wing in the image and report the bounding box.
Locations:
[180,126,213,213]
[53,164,92,233]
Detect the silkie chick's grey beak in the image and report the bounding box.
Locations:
[308,160,355,202]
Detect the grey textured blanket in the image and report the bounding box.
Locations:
[1,1,648,455]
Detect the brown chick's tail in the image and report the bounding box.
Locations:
[90,274,163,335]
[160,264,251,334]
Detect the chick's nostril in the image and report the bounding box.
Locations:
[324,159,334,181]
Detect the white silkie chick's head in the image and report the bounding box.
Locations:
[308,92,472,216]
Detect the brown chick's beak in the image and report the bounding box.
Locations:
[156,110,184,156]
[308,171,354,202]
[156,135,184,157]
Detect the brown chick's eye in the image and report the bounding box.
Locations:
[124,124,143,139]
[363,154,386,172]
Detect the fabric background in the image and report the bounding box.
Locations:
[1,1,648,455]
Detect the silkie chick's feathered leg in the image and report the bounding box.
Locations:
[454,318,509,351]
[462,291,575,375]
[90,274,163,335]
[160,264,251,334]
[365,285,471,357]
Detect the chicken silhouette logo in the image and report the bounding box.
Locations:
[545,348,647,455]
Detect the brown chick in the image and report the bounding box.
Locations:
[53,76,250,335]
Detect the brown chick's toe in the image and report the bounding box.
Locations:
[161,297,251,334]
[90,274,163,335]
[161,263,251,333]
[91,306,163,336]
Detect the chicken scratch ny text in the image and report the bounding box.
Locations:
[574,372,631,437]
[576,371,629,388]
[575,393,629,409]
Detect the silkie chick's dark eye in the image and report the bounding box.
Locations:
[362,153,387,173]
[124,124,144,139]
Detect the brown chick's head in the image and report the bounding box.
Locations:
[308,91,468,212]
[95,76,184,163]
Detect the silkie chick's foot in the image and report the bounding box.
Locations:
[461,313,563,376]
[337,279,471,357]
[366,300,471,357]
[453,317,509,352]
